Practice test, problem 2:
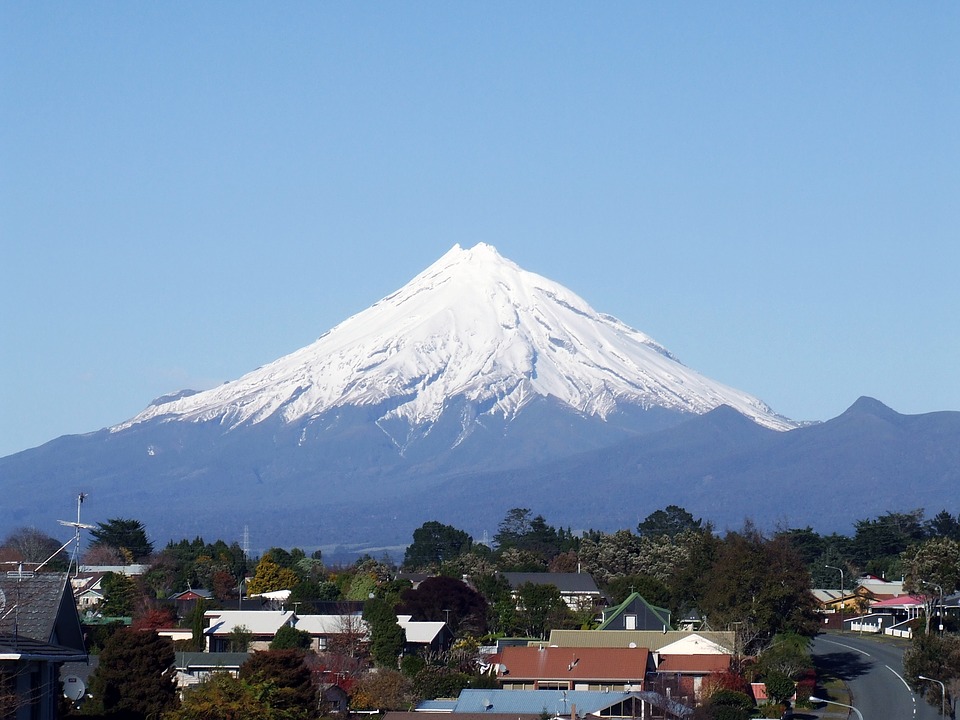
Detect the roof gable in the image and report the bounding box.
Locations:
[657,633,730,655]
[598,593,671,631]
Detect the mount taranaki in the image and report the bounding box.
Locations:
[3,244,958,556]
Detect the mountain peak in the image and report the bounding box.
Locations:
[116,244,795,439]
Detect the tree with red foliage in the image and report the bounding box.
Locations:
[131,605,177,631]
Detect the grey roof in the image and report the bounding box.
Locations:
[502,572,600,593]
[175,651,250,670]
[0,571,85,651]
[453,690,690,719]
[454,689,637,714]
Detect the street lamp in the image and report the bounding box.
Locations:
[919,675,947,717]
[809,696,863,720]
[826,564,845,632]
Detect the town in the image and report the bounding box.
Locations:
[2,505,958,720]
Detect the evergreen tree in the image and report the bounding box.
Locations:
[240,649,316,719]
[88,628,177,720]
[90,518,154,561]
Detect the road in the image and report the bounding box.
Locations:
[811,633,944,720]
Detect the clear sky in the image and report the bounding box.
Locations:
[2,3,958,459]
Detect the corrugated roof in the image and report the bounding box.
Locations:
[498,646,649,682]
[547,629,736,652]
[454,689,642,715]
[204,610,294,636]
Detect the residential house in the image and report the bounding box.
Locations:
[651,639,732,705]
[174,651,249,693]
[547,629,736,654]
[598,593,672,632]
[502,572,603,612]
[291,614,369,654]
[397,615,452,654]
[204,609,371,654]
[0,571,88,720]
[497,645,650,691]
[204,609,296,651]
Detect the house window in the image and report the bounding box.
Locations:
[317,637,327,651]
[625,614,637,630]
[536,681,569,691]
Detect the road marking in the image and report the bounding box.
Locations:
[818,637,872,657]
[886,664,912,691]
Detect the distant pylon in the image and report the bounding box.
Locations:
[242,525,250,560]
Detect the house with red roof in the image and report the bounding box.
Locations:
[496,645,650,691]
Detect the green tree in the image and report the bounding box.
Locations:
[637,505,702,538]
[99,571,138,617]
[904,631,960,716]
[901,537,960,633]
[270,624,313,650]
[90,518,154,561]
[403,521,473,570]
[88,628,177,719]
[762,670,796,705]
[228,625,254,652]
[364,598,405,668]
[926,509,960,541]
[699,527,818,645]
[240,649,316,720]
[515,582,570,639]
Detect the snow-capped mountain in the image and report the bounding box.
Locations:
[3,245,960,554]
[117,243,794,445]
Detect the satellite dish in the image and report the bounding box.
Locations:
[628,642,637,648]
[63,676,86,701]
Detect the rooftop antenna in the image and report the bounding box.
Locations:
[56,493,94,578]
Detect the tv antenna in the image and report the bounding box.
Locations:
[55,493,95,577]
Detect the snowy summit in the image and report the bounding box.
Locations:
[118,243,795,442]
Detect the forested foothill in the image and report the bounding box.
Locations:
[3,505,960,719]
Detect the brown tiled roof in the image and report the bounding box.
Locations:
[656,654,730,674]
[499,646,650,682]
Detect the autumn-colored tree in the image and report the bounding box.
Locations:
[247,554,300,595]
[166,672,285,720]
[351,668,415,710]
[131,605,176,631]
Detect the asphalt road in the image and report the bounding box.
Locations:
[811,633,944,720]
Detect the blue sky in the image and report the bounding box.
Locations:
[2,3,958,459]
